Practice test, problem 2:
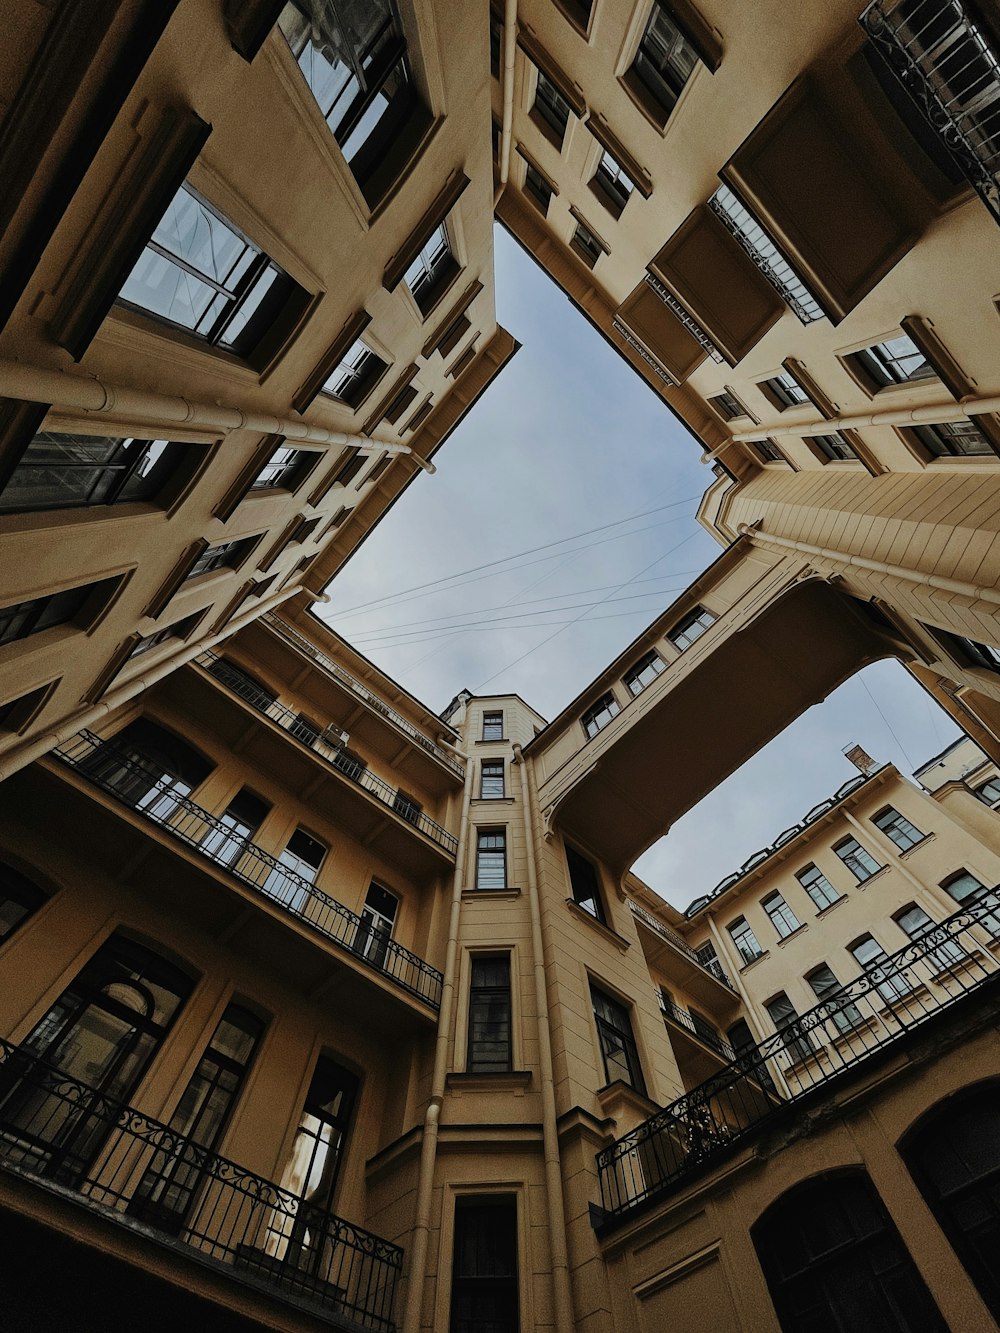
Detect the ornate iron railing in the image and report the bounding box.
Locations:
[861,0,1000,223]
[0,1037,401,1330]
[708,185,824,324]
[197,653,457,857]
[53,731,444,1011]
[628,901,736,990]
[260,615,466,778]
[598,893,1000,1219]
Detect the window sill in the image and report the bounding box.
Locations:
[899,832,935,858]
[815,896,848,918]
[565,899,630,951]
[446,1070,532,1092]
[774,922,809,948]
[475,737,508,745]
[462,887,522,901]
[595,1079,658,1121]
[738,950,770,974]
[470,797,516,805]
[587,178,627,220]
[855,866,889,890]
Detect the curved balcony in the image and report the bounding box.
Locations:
[53,730,444,1011]
[0,1038,401,1331]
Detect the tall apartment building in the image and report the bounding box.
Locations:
[4,0,1000,1331]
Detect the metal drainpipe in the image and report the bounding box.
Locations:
[0,584,301,782]
[401,748,475,1333]
[495,0,518,205]
[737,522,1000,609]
[0,358,430,466]
[512,742,576,1333]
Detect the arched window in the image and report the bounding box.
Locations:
[752,1171,946,1332]
[902,1082,1000,1322]
[0,862,47,944]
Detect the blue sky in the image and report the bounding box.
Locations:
[320,228,961,908]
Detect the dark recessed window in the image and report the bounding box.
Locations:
[532,69,572,145]
[201,786,271,866]
[251,446,314,492]
[523,161,553,214]
[276,1054,358,1214]
[393,788,422,825]
[834,836,883,882]
[482,710,504,740]
[728,915,762,965]
[848,333,935,390]
[591,984,646,1093]
[752,437,787,464]
[129,612,202,659]
[119,184,304,367]
[872,805,925,852]
[323,338,390,408]
[0,863,47,945]
[910,420,997,458]
[489,6,502,77]
[404,222,457,314]
[591,148,635,216]
[764,991,814,1062]
[0,433,194,515]
[806,963,863,1033]
[476,829,507,890]
[363,452,392,486]
[975,776,1000,806]
[761,369,809,409]
[0,576,121,648]
[667,605,715,650]
[623,649,665,696]
[570,218,604,268]
[356,881,399,968]
[812,431,858,462]
[467,955,513,1073]
[581,691,620,739]
[566,844,606,923]
[450,1196,519,1333]
[926,625,1000,673]
[626,1,699,125]
[480,759,505,799]
[186,537,256,580]
[709,390,746,421]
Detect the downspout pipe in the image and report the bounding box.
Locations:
[401,750,475,1333]
[513,742,576,1333]
[0,358,428,465]
[0,584,301,781]
[495,0,518,205]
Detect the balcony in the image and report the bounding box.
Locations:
[628,900,737,1004]
[53,730,444,1011]
[261,615,465,779]
[598,893,1000,1226]
[196,652,458,858]
[657,994,737,1063]
[861,0,1000,222]
[0,1038,400,1331]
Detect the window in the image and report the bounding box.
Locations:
[667,605,715,650]
[752,1172,948,1333]
[709,184,823,324]
[807,963,863,1034]
[848,334,934,390]
[475,829,507,890]
[278,0,425,204]
[251,446,314,491]
[482,710,504,741]
[850,934,912,1002]
[942,870,1000,937]
[523,161,553,213]
[934,630,1000,673]
[975,776,1000,806]
[480,759,505,799]
[266,827,327,911]
[623,649,665,696]
[708,390,747,421]
[834,836,883,883]
[186,537,256,580]
[910,420,997,458]
[0,863,46,944]
[694,939,729,984]
[200,788,270,867]
[581,691,620,739]
[626,2,698,124]
[404,222,456,314]
[591,984,646,1094]
[796,863,841,911]
[0,576,121,648]
[128,1003,264,1233]
[728,1017,776,1092]
[450,1196,519,1333]
[269,1054,359,1259]
[322,338,389,408]
[129,612,202,659]
[762,891,801,940]
[81,718,213,822]
[765,991,814,1064]
[0,433,194,515]
[728,916,763,965]
[532,69,572,146]
[591,148,635,217]
[761,369,809,409]
[570,219,604,268]
[903,1084,1000,1324]
[872,806,925,852]
[5,934,193,1182]
[355,881,398,968]
[812,431,859,462]
[467,956,512,1073]
[751,437,787,464]
[894,903,965,970]
[565,844,606,923]
[119,183,303,366]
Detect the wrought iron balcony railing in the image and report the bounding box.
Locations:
[260,615,466,778]
[861,0,1000,223]
[197,653,457,857]
[708,185,825,324]
[0,1037,401,1330]
[657,994,737,1062]
[628,900,736,990]
[53,731,444,1011]
[598,893,1000,1221]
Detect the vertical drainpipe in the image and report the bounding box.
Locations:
[513,742,576,1333]
[401,743,475,1333]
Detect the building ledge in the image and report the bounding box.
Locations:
[566,899,631,952]
[446,1070,533,1092]
[462,887,522,901]
[900,832,935,859]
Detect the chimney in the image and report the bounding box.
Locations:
[843,742,879,776]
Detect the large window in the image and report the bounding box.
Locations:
[751,1172,948,1333]
[590,984,646,1094]
[893,903,965,970]
[834,836,883,882]
[591,148,636,217]
[796,863,841,911]
[1,934,193,1182]
[187,537,257,581]
[0,863,47,945]
[667,605,715,650]
[128,613,202,660]
[467,956,512,1074]
[872,806,925,853]
[251,446,315,492]
[764,992,813,1064]
[523,161,553,214]
[119,184,303,366]
[942,869,1000,936]
[355,881,398,968]
[450,1196,519,1333]
[404,222,456,314]
[565,844,606,923]
[81,718,213,822]
[847,333,934,390]
[581,691,620,739]
[475,829,507,890]
[910,420,997,458]
[976,775,1000,806]
[708,390,747,421]
[277,0,425,203]
[129,1002,264,1233]
[728,916,763,965]
[323,338,389,408]
[265,827,327,912]
[201,787,271,867]
[570,218,604,269]
[626,2,699,125]
[813,432,859,462]
[480,759,505,799]
[761,369,809,409]
[903,1083,1000,1324]
[532,70,572,145]
[807,963,863,1034]
[850,934,912,1002]
[0,433,194,515]
[482,710,504,741]
[762,891,801,940]
[0,576,121,649]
